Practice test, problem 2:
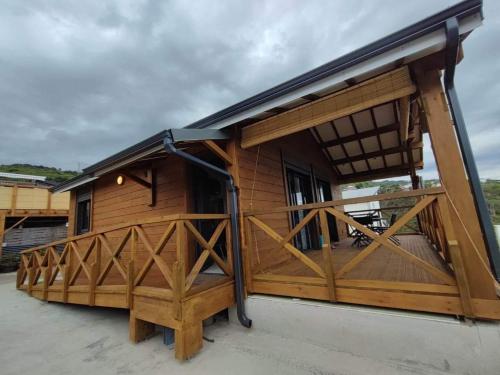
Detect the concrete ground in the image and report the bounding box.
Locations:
[1,272,499,375]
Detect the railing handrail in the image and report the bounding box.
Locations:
[20,213,230,254]
[243,187,445,216]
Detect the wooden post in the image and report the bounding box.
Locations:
[0,213,5,260]
[63,247,72,303]
[16,255,24,289]
[129,311,155,343]
[173,261,185,321]
[27,260,35,296]
[175,322,203,361]
[127,260,134,309]
[437,194,474,317]
[243,217,254,293]
[415,68,496,299]
[225,219,233,275]
[176,221,187,274]
[95,237,101,277]
[319,209,336,302]
[43,250,52,301]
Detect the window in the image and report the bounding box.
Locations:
[75,187,91,235]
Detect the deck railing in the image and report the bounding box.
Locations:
[16,213,234,309]
[242,187,475,316]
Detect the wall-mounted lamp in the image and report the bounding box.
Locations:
[116,175,125,185]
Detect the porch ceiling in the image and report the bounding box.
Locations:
[311,100,423,183]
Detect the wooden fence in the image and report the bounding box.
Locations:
[243,188,475,317]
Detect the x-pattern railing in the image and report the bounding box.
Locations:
[17,214,233,303]
[244,188,463,300]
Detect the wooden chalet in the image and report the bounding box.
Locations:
[16,0,500,361]
[0,174,69,271]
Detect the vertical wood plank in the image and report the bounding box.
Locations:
[243,217,254,293]
[319,209,337,302]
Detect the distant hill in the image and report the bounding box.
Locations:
[0,164,79,183]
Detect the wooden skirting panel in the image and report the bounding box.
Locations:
[251,278,464,315]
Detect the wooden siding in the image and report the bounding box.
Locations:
[238,129,346,272]
[68,156,189,286]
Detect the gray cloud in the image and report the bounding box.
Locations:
[0,0,498,179]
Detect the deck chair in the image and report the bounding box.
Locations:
[350,213,376,248]
[372,213,400,245]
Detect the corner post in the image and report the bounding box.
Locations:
[414,68,497,299]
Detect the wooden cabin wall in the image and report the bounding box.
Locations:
[237,129,346,274]
[67,156,189,287]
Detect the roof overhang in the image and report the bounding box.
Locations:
[52,128,229,193]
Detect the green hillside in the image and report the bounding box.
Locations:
[0,164,79,183]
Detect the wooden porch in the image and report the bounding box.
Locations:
[16,213,235,360]
[242,188,500,319]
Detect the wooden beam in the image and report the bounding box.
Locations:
[241,67,416,148]
[400,96,410,143]
[121,171,151,189]
[333,146,408,166]
[339,162,423,184]
[321,123,400,149]
[202,140,233,165]
[414,67,496,299]
[3,216,29,236]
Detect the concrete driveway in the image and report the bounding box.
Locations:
[1,272,499,375]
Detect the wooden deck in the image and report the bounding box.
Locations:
[243,189,500,319]
[16,214,237,361]
[259,235,452,285]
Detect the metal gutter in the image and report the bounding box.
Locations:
[186,0,482,130]
[163,130,252,328]
[444,17,500,280]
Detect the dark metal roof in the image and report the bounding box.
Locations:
[186,0,482,130]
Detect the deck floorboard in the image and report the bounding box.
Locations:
[258,235,452,284]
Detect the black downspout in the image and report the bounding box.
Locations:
[444,17,500,280]
[163,134,252,328]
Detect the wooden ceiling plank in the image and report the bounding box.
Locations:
[320,123,399,148]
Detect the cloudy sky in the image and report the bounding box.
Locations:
[0,0,499,179]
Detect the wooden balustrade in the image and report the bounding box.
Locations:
[17,213,233,307]
[243,188,477,317]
